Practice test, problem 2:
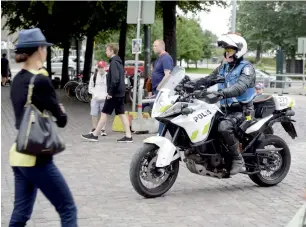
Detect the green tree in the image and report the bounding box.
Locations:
[237,1,276,62]
[160,1,227,66]
[95,18,164,63]
[2,1,130,82]
[1,1,91,85]
[237,1,306,63]
[79,1,128,81]
[176,17,205,66]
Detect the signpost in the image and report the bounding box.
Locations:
[127,0,156,132]
[231,0,237,33]
[127,0,155,114]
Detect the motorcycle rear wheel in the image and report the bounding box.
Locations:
[129,143,179,198]
[248,135,291,187]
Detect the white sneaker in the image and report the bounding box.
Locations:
[101,130,107,136]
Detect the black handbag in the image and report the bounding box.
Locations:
[16,74,65,156]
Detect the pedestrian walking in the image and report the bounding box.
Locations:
[82,43,133,142]
[88,61,108,136]
[1,53,10,86]
[9,28,77,227]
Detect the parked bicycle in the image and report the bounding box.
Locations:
[126,71,145,104]
[64,73,93,103]
[64,74,83,99]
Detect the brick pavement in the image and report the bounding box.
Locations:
[1,87,306,227]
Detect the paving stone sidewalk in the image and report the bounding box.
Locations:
[1,87,306,227]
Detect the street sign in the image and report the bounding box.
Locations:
[297,37,306,54]
[132,39,142,54]
[127,0,156,24]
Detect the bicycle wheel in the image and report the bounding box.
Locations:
[75,84,84,102]
[80,84,91,103]
[79,84,87,102]
[64,81,79,99]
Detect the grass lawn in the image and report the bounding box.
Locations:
[185,68,213,74]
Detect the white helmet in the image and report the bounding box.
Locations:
[217,33,248,59]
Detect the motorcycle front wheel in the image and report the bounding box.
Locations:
[129,143,179,198]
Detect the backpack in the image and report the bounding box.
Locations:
[93,70,98,87]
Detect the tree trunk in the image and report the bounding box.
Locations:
[46,46,52,78]
[83,33,95,83]
[60,40,71,88]
[118,21,127,64]
[76,38,80,75]
[180,59,182,66]
[256,42,262,63]
[162,1,177,66]
[195,61,198,68]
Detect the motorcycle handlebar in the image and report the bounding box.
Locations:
[182,107,194,115]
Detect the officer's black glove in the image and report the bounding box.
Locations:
[211,91,224,98]
[204,91,224,104]
[194,79,208,90]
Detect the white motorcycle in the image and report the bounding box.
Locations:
[129,66,297,198]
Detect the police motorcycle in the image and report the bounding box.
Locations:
[129,66,297,198]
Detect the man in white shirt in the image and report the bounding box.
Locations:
[88,61,108,136]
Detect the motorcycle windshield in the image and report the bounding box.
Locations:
[151,66,185,118]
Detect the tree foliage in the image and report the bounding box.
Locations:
[94,16,216,65]
[177,17,204,63]
[237,1,306,60]
[2,0,226,82]
[1,1,128,82]
[94,18,164,62]
[160,0,227,65]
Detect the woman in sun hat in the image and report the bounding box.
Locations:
[9,28,77,226]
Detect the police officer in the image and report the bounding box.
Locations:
[196,33,256,175]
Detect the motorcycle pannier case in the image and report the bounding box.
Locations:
[253,95,276,118]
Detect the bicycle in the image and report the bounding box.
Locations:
[79,84,91,103]
[64,74,83,99]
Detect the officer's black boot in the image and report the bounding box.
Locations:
[228,143,245,175]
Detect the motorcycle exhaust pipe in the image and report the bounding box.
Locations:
[256,148,283,154]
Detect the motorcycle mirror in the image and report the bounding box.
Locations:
[181,103,188,108]
[175,85,182,92]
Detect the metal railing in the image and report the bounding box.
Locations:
[256,74,306,96]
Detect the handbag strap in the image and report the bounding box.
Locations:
[26,74,38,105]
